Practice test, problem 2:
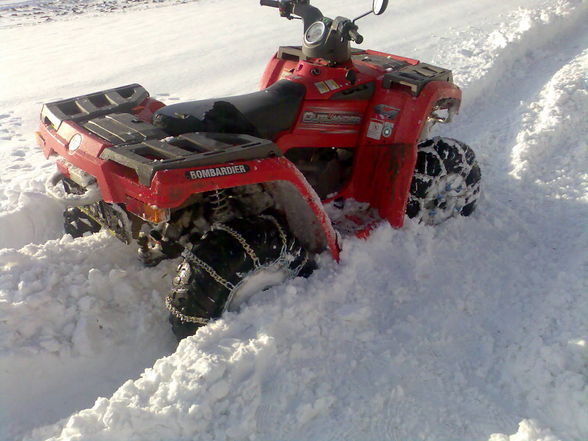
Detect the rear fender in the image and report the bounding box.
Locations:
[36,120,339,260]
[147,157,340,260]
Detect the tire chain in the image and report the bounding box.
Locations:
[259,214,288,258]
[166,215,292,325]
[259,214,309,278]
[212,222,262,268]
[165,296,209,325]
[409,137,480,223]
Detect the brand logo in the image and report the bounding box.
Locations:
[302,111,362,126]
[186,165,250,180]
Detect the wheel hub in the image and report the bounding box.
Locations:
[423,174,468,224]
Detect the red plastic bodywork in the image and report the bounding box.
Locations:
[36,48,461,261]
[36,115,340,260]
[260,49,462,230]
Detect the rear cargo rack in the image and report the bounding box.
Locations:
[99,132,282,186]
[41,84,149,130]
[82,113,167,145]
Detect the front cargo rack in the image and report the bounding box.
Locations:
[41,84,149,130]
[382,63,453,96]
[100,132,282,186]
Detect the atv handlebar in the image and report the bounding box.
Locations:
[260,0,280,7]
[260,0,322,30]
[347,27,364,44]
[261,0,367,62]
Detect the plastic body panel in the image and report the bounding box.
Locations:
[261,47,462,229]
[36,101,340,260]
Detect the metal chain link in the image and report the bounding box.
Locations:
[212,222,261,268]
[290,253,309,278]
[165,245,235,325]
[165,215,305,326]
[260,214,288,257]
[181,248,235,291]
[165,294,210,325]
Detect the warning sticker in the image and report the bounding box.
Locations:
[324,79,340,91]
[314,81,330,94]
[367,120,384,140]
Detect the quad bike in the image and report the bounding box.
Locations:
[35,0,481,339]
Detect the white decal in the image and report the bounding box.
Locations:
[187,165,249,180]
[367,120,384,140]
[303,111,362,125]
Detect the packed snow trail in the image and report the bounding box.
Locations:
[0,0,586,440]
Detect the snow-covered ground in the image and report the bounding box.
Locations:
[0,0,198,29]
[0,0,586,440]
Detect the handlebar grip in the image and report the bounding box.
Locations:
[349,28,364,44]
[260,0,280,7]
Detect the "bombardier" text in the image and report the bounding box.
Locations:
[186,165,250,180]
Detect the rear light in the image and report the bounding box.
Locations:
[125,196,170,224]
[144,204,170,224]
[35,131,45,147]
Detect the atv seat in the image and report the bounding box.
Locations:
[153,80,306,140]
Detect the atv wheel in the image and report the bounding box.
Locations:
[63,207,102,238]
[166,215,312,339]
[407,137,481,225]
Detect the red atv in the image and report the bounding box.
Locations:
[35,0,481,339]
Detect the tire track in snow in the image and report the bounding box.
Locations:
[509,49,588,194]
[436,0,588,107]
[487,50,588,441]
[0,111,24,141]
[436,2,588,439]
[440,0,587,232]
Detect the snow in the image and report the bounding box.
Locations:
[1,0,587,440]
[0,0,199,29]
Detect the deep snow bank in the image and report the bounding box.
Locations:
[1,0,586,440]
[0,233,177,439]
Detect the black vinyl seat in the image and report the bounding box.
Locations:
[153,80,306,140]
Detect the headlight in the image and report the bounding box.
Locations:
[68,134,82,152]
[304,21,326,45]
